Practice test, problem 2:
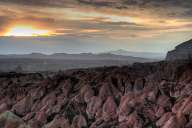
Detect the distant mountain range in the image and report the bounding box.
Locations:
[0,50,165,60]
[0,52,158,72]
[0,52,159,61]
[1,36,191,72]
[105,49,166,59]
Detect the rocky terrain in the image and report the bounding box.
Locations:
[0,59,191,128]
[166,39,192,61]
[0,40,191,128]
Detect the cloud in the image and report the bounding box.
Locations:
[0,0,191,39]
[0,16,13,35]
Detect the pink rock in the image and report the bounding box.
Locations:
[172,97,192,114]
[118,123,130,128]
[95,109,102,119]
[23,112,35,121]
[143,105,156,121]
[12,96,33,116]
[80,85,94,103]
[99,83,112,101]
[0,103,8,114]
[35,111,47,124]
[0,111,28,128]
[72,115,87,128]
[183,101,192,114]
[157,95,171,108]
[32,93,57,112]
[172,98,185,113]
[89,118,104,128]
[155,106,165,118]
[176,112,187,127]
[30,87,45,100]
[145,86,158,102]
[102,96,117,121]
[125,112,143,128]
[156,112,174,127]
[60,80,72,97]
[86,96,103,119]
[118,93,135,122]
[161,113,186,128]
[28,119,42,128]
[44,116,70,128]
[162,116,179,128]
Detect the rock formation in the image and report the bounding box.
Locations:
[166,39,192,61]
[0,60,191,127]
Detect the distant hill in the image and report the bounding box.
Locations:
[105,49,165,59]
[0,52,157,61]
[166,39,192,61]
[0,52,157,72]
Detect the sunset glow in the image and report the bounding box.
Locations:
[4,25,51,37]
[0,0,191,53]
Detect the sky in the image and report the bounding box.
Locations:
[0,0,192,54]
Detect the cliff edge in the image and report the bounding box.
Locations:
[166,39,192,60]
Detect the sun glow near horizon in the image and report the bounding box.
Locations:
[4,25,52,37]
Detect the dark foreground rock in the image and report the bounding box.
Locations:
[166,39,192,61]
[0,60,191,128]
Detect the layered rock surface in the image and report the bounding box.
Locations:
[0,60,191,128]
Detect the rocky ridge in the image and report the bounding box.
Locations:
[166,39,192,61]
[0,60,191,128]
